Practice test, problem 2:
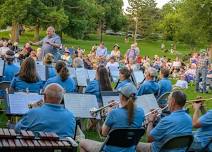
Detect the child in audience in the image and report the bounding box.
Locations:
[61,49,72,66]
[175,75,188,89]
[106,56,119,70]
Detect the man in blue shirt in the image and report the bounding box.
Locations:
[96,42,107,58]
[189,102,212,151]
[137,67,159,97]
[30,26,61,60]
[137,91,192,152]
[15,83,76,138]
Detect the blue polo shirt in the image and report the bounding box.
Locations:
[15,103,76,138]
[10,76,44,93]
[194,110,212,148]
[116,79,132,90]
[3,63,20,81]
[103,107,145,152]
[44,75,76,93]
[137,80,159,96]
[47,66,56,78]
[150,110,192,151]
[158,77,172,97]
[85,80,101,103]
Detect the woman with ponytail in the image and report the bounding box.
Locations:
[44,60,76,93]
[80,83,145,152]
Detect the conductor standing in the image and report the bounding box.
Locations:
[30,26,61,61]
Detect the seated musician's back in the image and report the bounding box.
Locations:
[43,53,56,78]
[80,83,144,152]
[10,57,43,93]
[44,60,76,93]
[137,91,192,152]
[137,67,159,96]
[15,83,76,138]
[189,102,212,151]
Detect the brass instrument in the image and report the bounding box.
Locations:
[186,97,212,104]
[28,100,44,109]
[90,101,120,117]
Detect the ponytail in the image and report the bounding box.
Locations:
[125,95,136,125]
[60,66,69,81]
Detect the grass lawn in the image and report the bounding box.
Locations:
[0,30,211,144]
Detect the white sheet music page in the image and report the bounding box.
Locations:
[87,69,96,81]
[0,59,4,76]
[136,94,159,114]
[68,67,76,78]
[102,96,120,107]
[64,93,100,119]
[75,68,88,86]
[8,92,43,114]
[36,64,46,81]
[133,70,145,85]
[109,67,119,82]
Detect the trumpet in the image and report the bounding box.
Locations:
[145,105,169,117]
[90,101,120,117]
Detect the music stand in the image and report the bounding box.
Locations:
[75,68,89,87]
[136,94,159,115]
[64,93,100,119]
[6,92,43,116]
[101,91,119,107]
[108,67,119,83]
[0,59,5,77]
[36,64,48,81]
[131,70,145,86]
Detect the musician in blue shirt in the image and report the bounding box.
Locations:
[85,65,112,106]
[3,50,20,81]
[137,67,159,96]
[43,53,56,78]
[115,67,133,90]
[189,102,212,151]
[44,61,76,93]
[15,83,76,138]
[80,84,145,152]
[137,91,192,152]
[157,68,172,98]
[10,57,44,93]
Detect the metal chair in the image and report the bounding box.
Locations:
[159,134,193,152]
[99,128,145,152]
[157,92,171,108]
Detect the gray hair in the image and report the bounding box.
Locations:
[147,67,157,77]
[44,83,64,103]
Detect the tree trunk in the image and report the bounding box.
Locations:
[34,23,40,41]
[209,43,212,61]
[11,22,19,43]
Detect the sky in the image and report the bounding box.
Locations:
[123,0,170,9]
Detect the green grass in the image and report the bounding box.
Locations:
[0,30,211,144]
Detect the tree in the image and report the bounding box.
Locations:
[0,0,31,42]
[127,0,159,38]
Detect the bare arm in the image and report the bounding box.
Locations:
[101,123,110,137]
[192,102,202,128]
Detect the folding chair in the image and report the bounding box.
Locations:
[159,134,193,152]
[157,92,171,108]
[99,128,145,152]
[0,81,10,99]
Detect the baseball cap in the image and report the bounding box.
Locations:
[118,83,137,98]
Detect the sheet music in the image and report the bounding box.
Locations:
[64,93,100,119]
[36,64,46,81]
[68,67,76,78]
[36,61,43,65]
[133,70,145,85]
[0,59,4,76]
[8,92,43,115]
[102,96,120,107]
[75,68,88,86]
[109,67,119,82]
[136,94,159,115]
[87,70,96,81]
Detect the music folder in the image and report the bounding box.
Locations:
[132,70,145,85]
[0,59,5,77]
[64,93,100,119]
[36,64,47,81]
[75,68,88,86]
[7,92,43,115]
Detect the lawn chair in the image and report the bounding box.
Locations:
[157,92,171,108]
[99,128,145,152]
[159,134,193,152]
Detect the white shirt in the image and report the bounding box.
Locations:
[106,62,119,69]
[175,80,188,89]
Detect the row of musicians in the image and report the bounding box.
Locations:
[14,83,212,152]
[2,50,172,101]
